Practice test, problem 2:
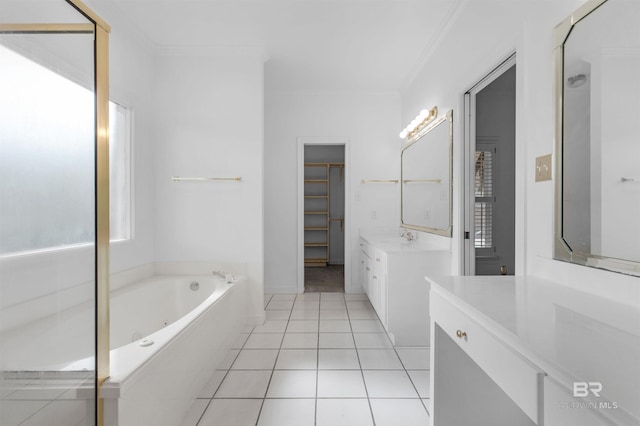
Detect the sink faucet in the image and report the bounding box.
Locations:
[400,230,415,241]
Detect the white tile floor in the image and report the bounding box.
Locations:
[181,292,430,426]
[0,374,94,426]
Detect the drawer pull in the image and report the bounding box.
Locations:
[376,257,380,262]
[361,260,364,264]
[366,267,370,271]
[456,330,467,339]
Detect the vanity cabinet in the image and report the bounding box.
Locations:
[428,276,640,426]
[359,240,388,326]
[359,234,450,346]
[431,290,542,425]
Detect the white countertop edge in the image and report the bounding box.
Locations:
[427,275,640,426]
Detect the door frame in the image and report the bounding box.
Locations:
[297,137,351,293]
[463,54,517,275]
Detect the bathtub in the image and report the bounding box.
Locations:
[102,274,248,426]
[1,263,249,426]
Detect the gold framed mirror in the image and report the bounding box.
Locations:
[554,0,640,276]
[401,109,453,237]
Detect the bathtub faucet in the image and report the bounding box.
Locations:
[212,270,227,279]
[213,270,236,283]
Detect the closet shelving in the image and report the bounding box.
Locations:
[303,162,344,267]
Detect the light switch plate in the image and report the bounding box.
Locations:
[535,154,552,182]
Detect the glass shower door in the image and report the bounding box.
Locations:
[0,2,109,425]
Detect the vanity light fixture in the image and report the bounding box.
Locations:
[399,106,438,140]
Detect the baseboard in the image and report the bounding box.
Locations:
[264,285,300,295]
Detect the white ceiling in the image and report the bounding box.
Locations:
[102,0,464,92]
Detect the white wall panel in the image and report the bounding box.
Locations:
[264,92,401,293]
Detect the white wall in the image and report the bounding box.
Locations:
[401,1,532,276]
[402,0,640,307]
[264,92,401,293]
[153,49,266,321]
[103,6,157,275]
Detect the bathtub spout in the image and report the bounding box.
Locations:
[212,270,236,283]
[212,270,227,279]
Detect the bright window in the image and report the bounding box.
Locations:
[109,101,132,242]
[474,147,495,250]
[0,44,131,256]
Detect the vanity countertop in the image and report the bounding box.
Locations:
[427,275,640,424]
[360,231,450,253]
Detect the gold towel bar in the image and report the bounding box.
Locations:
[403,178,442,184]
[360,179,399,184]
[172,176,242,182]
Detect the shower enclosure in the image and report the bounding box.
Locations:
[0,1,109,425]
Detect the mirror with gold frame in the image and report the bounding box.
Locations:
[401,110,453,237]
[554,0,640,276]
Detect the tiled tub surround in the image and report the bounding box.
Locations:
[181,292,431,426]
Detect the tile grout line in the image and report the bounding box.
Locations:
[196,294,265,426]
[195,293,428,425]
[346,298,377,426]
[354,299,429,420]
[253,296,294,426]
[391,345,431,416]
[314,293,321,426]
[194,397,213,426]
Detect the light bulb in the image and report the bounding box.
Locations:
[399,130,408,139]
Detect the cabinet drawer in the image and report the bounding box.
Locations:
[431,291,544,424]
[360,249,370,265]
[373,249,387,274]
[359,239,371,257]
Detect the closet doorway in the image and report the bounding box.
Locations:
[300,143,346,292]
[463,55,517,276]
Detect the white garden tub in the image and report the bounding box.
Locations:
[0,270,247,426]
[102,274,248,426]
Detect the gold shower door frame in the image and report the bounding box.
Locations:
[0,1,110,425]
